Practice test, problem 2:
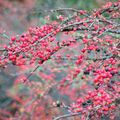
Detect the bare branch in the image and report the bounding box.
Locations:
[53,112,81,120]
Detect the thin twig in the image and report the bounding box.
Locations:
[53,105,101,120]
[53,112,81,120]
[23,65,39,83]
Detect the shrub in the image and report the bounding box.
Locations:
[0,1,120,120]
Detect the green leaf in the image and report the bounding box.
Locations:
[38,66,43,71]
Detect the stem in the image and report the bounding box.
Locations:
[53,112,81,120]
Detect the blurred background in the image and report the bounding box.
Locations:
[0,0,118,35]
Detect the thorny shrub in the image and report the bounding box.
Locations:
[0,1,120,120]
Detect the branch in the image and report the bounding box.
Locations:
[23,65,39,83]
[62,25,120,34]
[0,49,7,52]
[53,112,81,120]
[30,8,89,17]
[53,105,101,120]
[108,29,120,34]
